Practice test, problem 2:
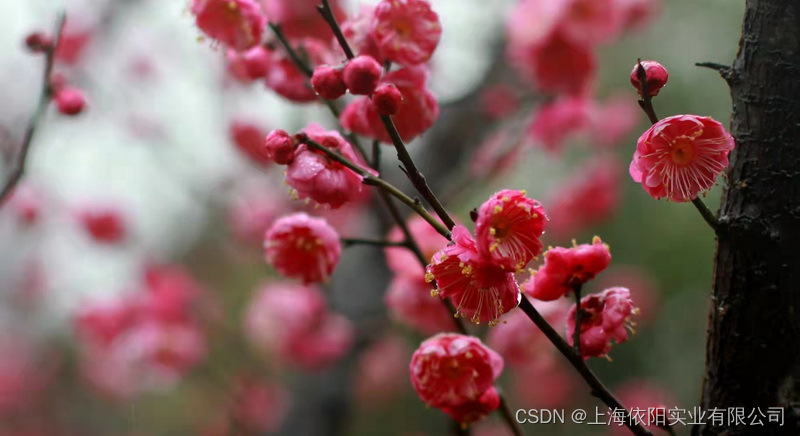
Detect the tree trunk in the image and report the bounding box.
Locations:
[699,0,800,434]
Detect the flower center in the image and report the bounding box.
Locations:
[670,139,695,166]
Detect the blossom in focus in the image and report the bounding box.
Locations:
[547,157,621,239]
[474,189,548,271]
[340,66,439,143]
[244,282,353,370]
[311,66,347,100]
[523,237,611,301]
[425,226,520,325]
[264,129,297,165]
[343,55,383,95]
[629,115,735,202]
[264,212,341,284]
[566,287,638,359]
[630,60,668,97]
[526,96,592,153]
[372,0,442,66]
[442,386,501,426]
[285,124,372,208]
[593,265,660,325]
[409,333,503,409]
[385,274,454,335]
[191,0,266,51]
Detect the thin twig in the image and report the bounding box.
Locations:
[316,0,355,59]
[341,238,406,248]
[572,284,583,355]
[296,134,451,239]
[635,59,659,124]
[0,12,67,207]
[691,197,719,232]
[695,62,731,74]
[518,297,652,436]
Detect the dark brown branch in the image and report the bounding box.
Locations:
[316,0,355,59]
[0,12,66,207]
[341,238,406,248]
[691,197,719,232]
[695,62,731,75]
[518,297,652,436]
[572,284,583,355]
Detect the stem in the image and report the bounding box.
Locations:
[371,139,381,170]
[636,59,719,233]
[572,284,583,355]
[379,114,457,231]
[0,13,66,207]
[297,134,451,239]
[691,197,719,232]
[498,395,525,436]
[316,0,355,60]
[517,297,652,436]
[341,238,406,248]
[635,60,659,124]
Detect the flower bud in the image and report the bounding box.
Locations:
[24,32,53,53]
[311,66,347,100]
[371,83,403,115]
[263,129,296,165]
[54,87,87,116]
[343,55,382,95]
[630,60,668,97]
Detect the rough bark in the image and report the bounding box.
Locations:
[699,0,800,434]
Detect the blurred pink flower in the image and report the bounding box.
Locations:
[264,213,341,284]
[384,274,453,335]
[191,0,266,51]
[372,0,442,66]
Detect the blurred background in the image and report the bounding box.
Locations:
[0,0,745,435]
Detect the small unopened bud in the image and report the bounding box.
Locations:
[371,83,403,115]
[54,87,87,116]
[630,60,668,97]
[24,32,53,53]
[311,66,347,100]
[264,129,297,165]
[343,55,382,95]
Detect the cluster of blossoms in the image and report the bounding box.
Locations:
[426,190,547,326]
[74,265,207,398]
[409,334,504,426]
[244,282,353,370]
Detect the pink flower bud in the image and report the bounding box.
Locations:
[311,66,347,100]
[264,213,341,284]
[24,32,53,53]
[78,206,126,244]
[54,87,87,116]
[263,129,296,165]
[371,83,403,115]
[630,60,668,97]
[343,55,382,95]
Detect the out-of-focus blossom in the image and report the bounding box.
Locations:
[409,333,503,409]
[510,354,576,409]
[526,96,592,153]
[4,184,42,226]
[385,215,451,278]
[0,337,51,416]
[260,0,343,41]
[55,23,92,65]
[372,0,442,66]
[244,282,353,370]
[559,0,622,46]
[469,130,526,181]
[480,85,521,120]
[566,287,638,359]
[191,0,266,51]
[227,185,287,245]
[629,115,735,202]
[589,96,640,148]
[264,39,334,103]
[226,46,272,83]
[474,189,547,271]
[230,121,270,166]
[385,274,454,335]
[487,300,569,366]
[547,157,621,239]
[264,212,341,284]
[77,205,127,244]
[524,237,612,301]
[229,376,289,433]
[54,87,87,116]
[616,0,661,33]
[508,29,595,96]
[355,335,411,406]
[264,129,297,165]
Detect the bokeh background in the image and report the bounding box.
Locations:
[0,0,745,435]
